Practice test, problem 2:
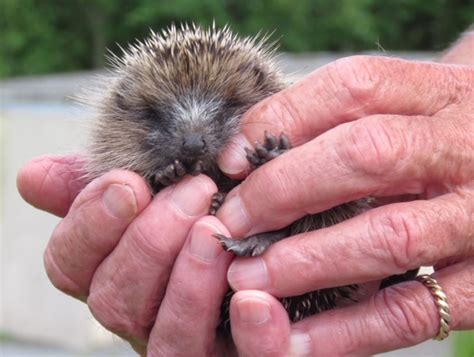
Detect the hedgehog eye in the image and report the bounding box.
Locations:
[142,107,160,121]
[224,99,245,112]
[140,105,177,134]
[218,99,247,123]
[135,103,165,121]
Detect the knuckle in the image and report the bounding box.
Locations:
[375,285,435,344]
[443,66,474,105]
[327,55,383,108]
[457,186,474,222]
[265,92,305,137]
[368,208,424,273]
[334,312,367,354]
[336,117,407,176]
[88,288,143,339]
[251,162,299,214]
[146,342,176,357]
[64,206,116,260]
[44,223,85,296]
[147,299,198,354]
[291,236,327,278]
[270,234,330,293]
[127,222,177,266]
[68,210,98,249]
[165,281,212,321]
[68,200,116,254]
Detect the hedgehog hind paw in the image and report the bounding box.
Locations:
[214,229,290,257]
[213,234,266,257]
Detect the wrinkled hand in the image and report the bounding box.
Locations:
[216,53,474,355]
[17,156,285,356]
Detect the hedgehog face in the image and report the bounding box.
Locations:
[147,98,237,162]
[121,92,243,171]
[101,78,254,180]
[87,24,284,186]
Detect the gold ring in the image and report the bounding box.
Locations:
[415,274,451,341]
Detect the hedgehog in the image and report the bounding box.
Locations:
[83,23,417,339]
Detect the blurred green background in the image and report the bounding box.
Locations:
[1,0,473,78]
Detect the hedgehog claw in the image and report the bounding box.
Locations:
[174,160,186,177]
[154,172,171,186]
[213,234,254,256]
[246,131,291,168]
[209,192,226,215]
[189,160,204,176]
[264,130,278,149]
[214,229,290,257]
[154,160,187,187]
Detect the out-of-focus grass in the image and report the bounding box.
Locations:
[0,330,15,342]
[453,331,474,357]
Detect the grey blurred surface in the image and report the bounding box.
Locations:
[0,52,435,102]
[1,340,135,356]
[0,103,113,349]
[1,52,452,356]
[0,337,453,356]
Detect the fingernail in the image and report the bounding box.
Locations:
[188,222,223,262]
[289,332,312,356]
[218,134,252,175]
[171,176,211,216]
[228,258,268,290]
[218,194,251,235]
[103,184,137,220]
[236,294,271,324]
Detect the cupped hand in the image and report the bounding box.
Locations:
[17,155,267,356]
[216,54,474,355]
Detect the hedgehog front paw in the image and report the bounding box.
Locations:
[246,131,291,168]
[154,160,187,187]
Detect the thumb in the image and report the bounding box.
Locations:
[17,154,87,217]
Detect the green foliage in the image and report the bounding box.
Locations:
[0,0,472,77]
[454,331,474,357]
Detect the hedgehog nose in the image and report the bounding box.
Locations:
[183,133,207,155]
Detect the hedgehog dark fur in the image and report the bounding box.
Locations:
[84,24,416,340]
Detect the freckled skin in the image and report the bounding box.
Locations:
[84,24,417,339]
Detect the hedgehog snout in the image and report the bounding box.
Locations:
[182,132,207,156]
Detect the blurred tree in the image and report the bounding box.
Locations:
[0,0,472,77]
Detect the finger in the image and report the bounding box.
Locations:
[217,114,474,237]
[230,290,292,357]
[227,191,474,297]
[291,258,474,356]
[218,56,474,175]
[147,217,233,356]
[44,170,151,299]
[87,175,216,342]
[439,26,474,65]
[17,154,86,217]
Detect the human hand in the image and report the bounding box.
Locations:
[216,53,474,355]
[17,155,284,356]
